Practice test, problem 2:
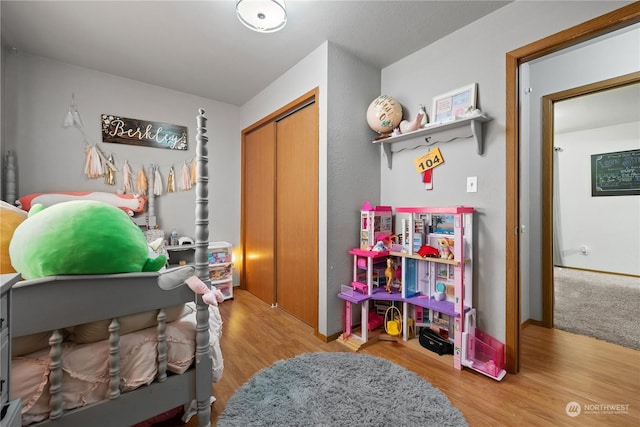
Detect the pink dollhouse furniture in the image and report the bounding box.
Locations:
[359,203,392,250]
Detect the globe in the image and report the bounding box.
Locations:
[366,95,403,134]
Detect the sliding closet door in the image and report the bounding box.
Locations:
[241,89,319,330]
[275,102,318,326]
[242,122,276,306]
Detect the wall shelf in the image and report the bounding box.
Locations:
[372,113,491,169]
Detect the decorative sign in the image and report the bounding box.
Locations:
[101,114,188,150]
[414,147,444,174]
[591,149,640,196]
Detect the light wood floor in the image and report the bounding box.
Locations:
[163,289,639,427]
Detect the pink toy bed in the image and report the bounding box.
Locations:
[9,110,218,427]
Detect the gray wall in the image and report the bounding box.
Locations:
[378,0,629,338]
[2,53,241,264]
[326,43,382,335]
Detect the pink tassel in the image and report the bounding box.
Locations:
[179,161,192,191]
[190,159,197,184]
[137,166,148,196]
[154,167,163,196]
[122,161,133,193]
[84,145,104,179]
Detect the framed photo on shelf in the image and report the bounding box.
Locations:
[432,83,477,123]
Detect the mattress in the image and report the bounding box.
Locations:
[12,302,223,426]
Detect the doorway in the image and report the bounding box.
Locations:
[240,89,319,330]
[541,73,640,328]
[505,3,640,373]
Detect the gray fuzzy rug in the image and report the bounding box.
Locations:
[218,352,468,426]
[554,267,640,350]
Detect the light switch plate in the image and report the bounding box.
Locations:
[467,176,478,192]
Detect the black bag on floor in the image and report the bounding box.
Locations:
[419,328,454,356]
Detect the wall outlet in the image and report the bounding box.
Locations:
[467,176,478,192]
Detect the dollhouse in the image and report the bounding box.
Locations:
[359,203,393,250]
[338,205,506,380]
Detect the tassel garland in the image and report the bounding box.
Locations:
[85,145,105,179]
[137,166,148,196]
[122,161,133,193]
[153,167,163,196]
[66,94,192,194]
[64,109,74,128]
[190,159,197,185]
[104,154,116,185]
[64,93,84,129]
[167,167,176,193]
[179,161,192,191]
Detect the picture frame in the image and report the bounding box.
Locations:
[431,83,477,123]
[430,214,454,235]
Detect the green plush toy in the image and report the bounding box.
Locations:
[9,200,167,280]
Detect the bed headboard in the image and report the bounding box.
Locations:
[194,109,209,286]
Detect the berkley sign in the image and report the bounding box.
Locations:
[101,114,188,150]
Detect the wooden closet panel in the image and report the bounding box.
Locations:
[242,122,276,305]
[275,102,319,326]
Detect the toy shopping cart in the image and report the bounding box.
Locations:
[462,309,507,381]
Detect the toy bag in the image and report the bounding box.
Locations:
[419,328,453,355]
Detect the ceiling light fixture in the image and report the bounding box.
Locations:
[236,0,287,33]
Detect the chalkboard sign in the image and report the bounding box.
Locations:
[591,149,640,196]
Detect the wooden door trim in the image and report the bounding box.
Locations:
[505,2,640,374]
[541,95,554,330]
[241,88,319,135]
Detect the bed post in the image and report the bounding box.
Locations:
[4,150,17,204]
[148,164,156,218]
[194,108,212,427]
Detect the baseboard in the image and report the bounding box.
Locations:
[555,265,639,279]
[521,319,543,330]
[322,331,342,342]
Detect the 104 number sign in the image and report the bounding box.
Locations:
[414,147,444,174]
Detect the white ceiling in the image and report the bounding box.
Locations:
[1,0,511,106]
[554,82,640,134]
